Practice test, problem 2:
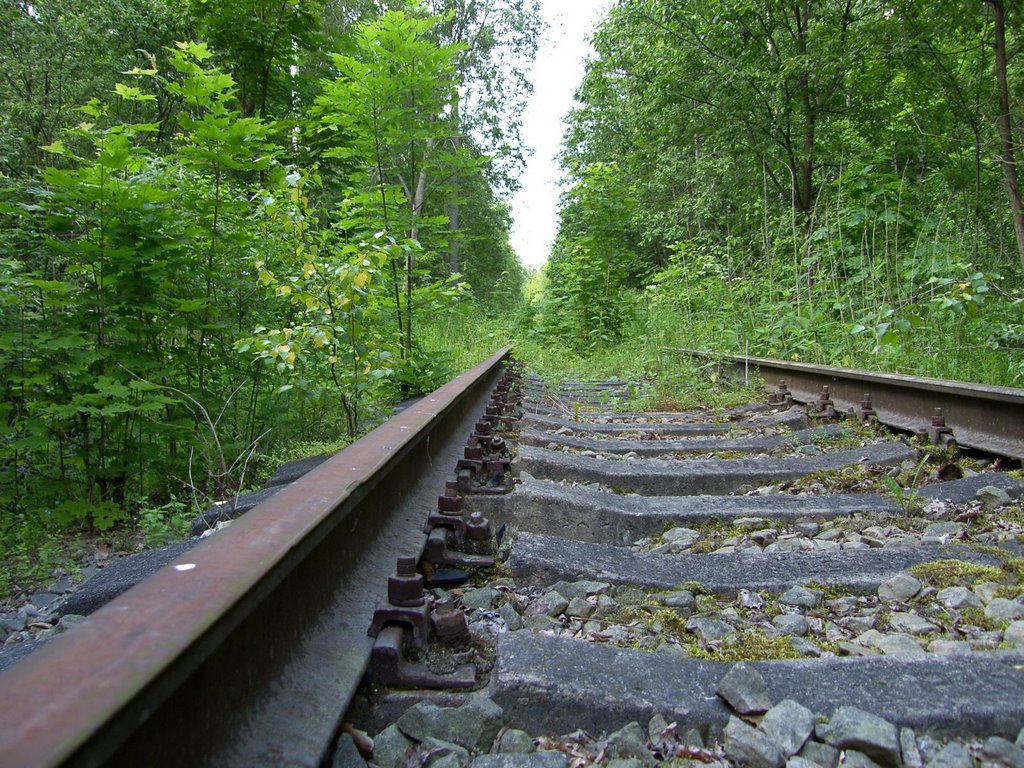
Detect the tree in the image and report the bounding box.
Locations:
[189,0,329,120]
[314,9,471,359]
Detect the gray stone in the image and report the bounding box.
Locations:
[974,582,1004,604]
[1018,726,1024,748]
[926,742,972,768]
[462,587,500,611]
[662,590,696,610]
[647,713,670,749]
[529,592,569,618]
[844,616,877,635]
[736,517,768,529]
[779,586,822,608]
[565,597,594,618]
[0,614,26,633]
[798,741,839,768]
[773,614,810,637]
[687,617,737,643]
[977,485,1012,510]
[396,695,504,753]
[923,522,964,540]
[470,753,567,768]
[842,750,883,768]
[547,580,609,600]
[759,699,815,757]
[786,758,820,768]
[981,736,1024,768]
[875,633,926,656]
[593,594,619,617]
[723,716,784,768]
[419,737,470,768]
[664,527,701,547]
[936,586,982,610]
[900,727,923,767]
[794,522,821,537]
[878,574,922,602]
[819,706,900,767]
[1004,620,1024,647]
[499,602,523,631]
[332,733,365,768]
[928,639,972,654]
[29,592,61,610]
[751,529,778,546]
[790,637,823,657]
[525,615,560,631]
[373,724,414,768]
[56,614,87,633]
[739,589,765,609]
[887,613,938,636]
[48,578,74,594]
[717,662,772,715]
[606,721,654,764]
[986,598,1024,622]
[497,729,535,754]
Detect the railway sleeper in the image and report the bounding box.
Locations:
[352,371,1024,768]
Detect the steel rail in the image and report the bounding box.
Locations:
[0,347,512,768]
[676,349,1024,460]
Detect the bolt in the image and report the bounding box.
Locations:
[388,557,425,607]
[859,393,877,423]
[465,512,491,541]
[437,494,461,514]
[932,407,946,427]
[431,599,470,646]
[489,436,506,453]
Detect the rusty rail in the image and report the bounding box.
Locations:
[677,349,1024,460]
[0,348,512,768]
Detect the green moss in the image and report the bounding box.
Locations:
[959,607,1007,632]
[645,607,690,637]
[684,630,803,662]
[1004,558,1024,583]
[994,584,1024,600]
[676,581,713,595]
[786,464,884,494]
[909,559,1005,588]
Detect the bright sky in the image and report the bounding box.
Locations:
[508,0,614,271]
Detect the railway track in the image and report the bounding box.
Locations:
[2,351,1024,767]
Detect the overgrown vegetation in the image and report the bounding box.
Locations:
[0,1,538,587]
[522,0,1024,386]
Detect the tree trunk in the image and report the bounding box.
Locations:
[987,0,1024,272]
[447,199,461,273]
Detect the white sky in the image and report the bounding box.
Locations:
[508,0,614,271]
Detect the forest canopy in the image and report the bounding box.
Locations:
[0,0,539,539]
[529,0,1024,388]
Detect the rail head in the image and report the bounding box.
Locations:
[675,348,1024,459]
[0,347,512,768]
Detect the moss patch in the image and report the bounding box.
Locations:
[909,560,1005,588]
[684,630,803,662]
